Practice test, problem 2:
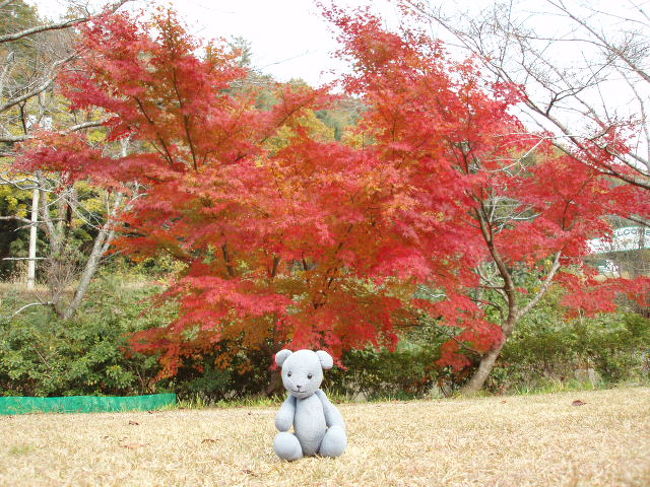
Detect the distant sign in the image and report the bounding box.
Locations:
[588,226,650,254]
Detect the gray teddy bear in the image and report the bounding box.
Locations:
[273,349,347,461]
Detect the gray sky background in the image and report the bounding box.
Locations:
[25,0,646,147]
[26,1,637,89]
[27,0,402,86]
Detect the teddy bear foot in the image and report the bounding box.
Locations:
[274,432,303,461]
[318,425,347,458]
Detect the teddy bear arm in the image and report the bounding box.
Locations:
[315,389,345,429]
[275,395,296,432]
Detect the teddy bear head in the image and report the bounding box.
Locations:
[275,349,334,399]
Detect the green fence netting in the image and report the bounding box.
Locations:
[0,393,176,415]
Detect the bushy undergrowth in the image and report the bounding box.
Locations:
[0,274,173,396]
[1,275,648,400]
[326,323,449,400]
[490,311,650,393]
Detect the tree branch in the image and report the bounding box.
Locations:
[0,54,74,113]
[6,301,55,321]
[0,215,30,224]
[0,0,131,44]
[0,119,106,143]
[517,252,562,319]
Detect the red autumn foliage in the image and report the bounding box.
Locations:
[323,7,646,372]
[17,6,648,380]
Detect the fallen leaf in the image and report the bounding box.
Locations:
[201,438,218,444]
[121,443,147,449]
[128,420,140,425]
[572,400,586,406]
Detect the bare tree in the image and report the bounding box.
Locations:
[1,0,131,145]
[1,0,133,318]
[400,0,650,194]
[3,146,141,320]
[0,0,130,44]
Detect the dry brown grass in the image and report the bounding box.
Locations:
[1,387,649,487]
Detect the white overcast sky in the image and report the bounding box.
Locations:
[27,0,633,87]
[25,0,645,139]
[27,0,405,86]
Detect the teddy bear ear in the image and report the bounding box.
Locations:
[316,350,334,370]
[275,349,292,367]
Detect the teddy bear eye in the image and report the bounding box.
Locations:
[307,373,313,380]
[287,372,292,377]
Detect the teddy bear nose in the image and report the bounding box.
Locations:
[296,384,303,390]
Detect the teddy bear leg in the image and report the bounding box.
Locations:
[318,425,347,457]
[274,432,303,461]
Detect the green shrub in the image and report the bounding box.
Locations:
[0,274,174,397]
[489,311,650,393]
[162,346,275,402]
[2,269,647,401]
[327,345,436,400]
[326,322,451,400]
[158,321,451,403]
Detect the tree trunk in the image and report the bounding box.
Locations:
[61,225,113,320]
[61,192,123,320]
[460,340,506,395]
[26,187,39,289]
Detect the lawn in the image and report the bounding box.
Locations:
[1,387,649,486]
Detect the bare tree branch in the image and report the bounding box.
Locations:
[517,252,562,319]
[0,0,132,44]
[403,0,650,190]
[0,119,107,143]
[7,301,55,320]
[0,54,74,113]
[2,256,46,260]
[0,215,30,224]
[0,18,87,44]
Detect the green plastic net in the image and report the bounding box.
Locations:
[0,393,176,415]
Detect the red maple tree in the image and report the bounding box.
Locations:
[18,6,648,390]
[19,10,426,376]
[323,6,648,391]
